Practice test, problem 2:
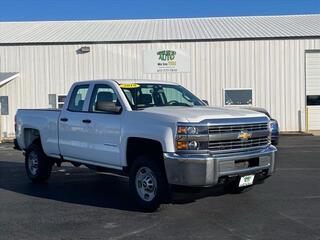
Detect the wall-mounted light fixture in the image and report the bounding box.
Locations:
[77,46,91,54]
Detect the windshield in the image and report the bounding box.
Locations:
[119,83,205,110]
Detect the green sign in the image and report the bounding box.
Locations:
[157,50,176,61]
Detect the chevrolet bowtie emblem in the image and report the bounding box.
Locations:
[238,131,252,141]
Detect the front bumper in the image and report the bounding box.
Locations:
[163,145,277,187]
[271,134,279,145]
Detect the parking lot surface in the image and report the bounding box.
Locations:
[0,136,320,240]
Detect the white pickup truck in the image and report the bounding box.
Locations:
[15,80,276,211]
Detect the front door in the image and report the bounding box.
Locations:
[82,84,122,167]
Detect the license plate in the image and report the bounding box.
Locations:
[239,175,255,187]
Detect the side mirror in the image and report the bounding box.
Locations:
[95,101,122,114]
[202,99,209,105]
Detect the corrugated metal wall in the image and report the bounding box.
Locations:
[306,51,320,130]
[0,38,320,137]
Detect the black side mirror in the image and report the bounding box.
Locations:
[202,100,209,105]
[95,101,122,114]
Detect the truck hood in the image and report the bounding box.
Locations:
[141,106,267,122]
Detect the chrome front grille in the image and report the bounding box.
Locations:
[209,123,268,134]
[209,137,269,151]
[208,123,270,152]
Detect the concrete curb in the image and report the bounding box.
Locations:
[280,132,314,136]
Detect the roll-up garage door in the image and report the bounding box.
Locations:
[306,51,320,130]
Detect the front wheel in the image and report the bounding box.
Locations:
[25,143,52,183]
[129,156,170,212]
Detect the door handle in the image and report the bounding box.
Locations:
[60,118,68,122]
[82,119,91,124]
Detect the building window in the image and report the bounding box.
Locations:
[307,95,320,106]
[57,95,67,109]
[0,96,9,115]
[224,89,253,106]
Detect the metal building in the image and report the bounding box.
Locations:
[0,14,320,139]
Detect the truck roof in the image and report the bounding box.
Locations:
[114,79,179,85]
[75,79,179,85]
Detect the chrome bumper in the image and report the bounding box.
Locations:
[163,145,277,187]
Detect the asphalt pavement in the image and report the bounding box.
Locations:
[0,136,320,240]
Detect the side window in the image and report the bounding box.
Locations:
[123,89,134,105]
[89,84,119,112]
[163,87,194,105]
[68,85,89,111]
[140,87,154,105]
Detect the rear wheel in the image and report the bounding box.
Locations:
[25,143,52,183]
[129,155,170,212]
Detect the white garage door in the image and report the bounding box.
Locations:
[306,51,320,130]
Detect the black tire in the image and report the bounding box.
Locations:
[25,142,52,183]
[13,139,21,150]
[129,155,170,212]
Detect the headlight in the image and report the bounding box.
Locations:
[268,121,272,132]
[176,125,208,151]
[186,126,197,135]
[177,126,195,134]
[177,141,201,150]
[268,120,278,132]
[177,126,208,135]
[188,141,199,150]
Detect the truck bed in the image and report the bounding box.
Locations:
[17,108,61,111]
[15,108,61,156]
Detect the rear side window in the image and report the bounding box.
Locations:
[68,84,89,111]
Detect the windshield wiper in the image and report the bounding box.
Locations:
[168,104,193,107]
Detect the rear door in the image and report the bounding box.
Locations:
[58,84,92,160]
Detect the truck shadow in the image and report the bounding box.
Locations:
[0,160,237,211]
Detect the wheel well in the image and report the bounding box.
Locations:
[24,128,41,149]
[126,137,163,170]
